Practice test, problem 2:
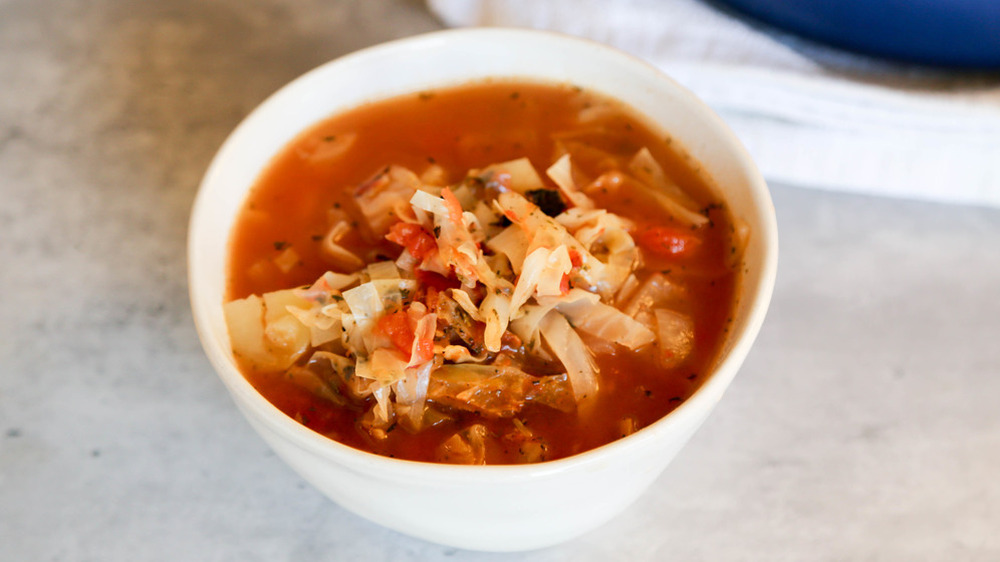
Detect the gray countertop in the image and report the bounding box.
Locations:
[2,1,999,560]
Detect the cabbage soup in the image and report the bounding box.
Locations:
[224,81,745,464]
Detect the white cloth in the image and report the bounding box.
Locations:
[428,0,1000,207]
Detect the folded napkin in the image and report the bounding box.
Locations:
[428,0,1000,207]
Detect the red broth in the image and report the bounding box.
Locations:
[226,81,740,463]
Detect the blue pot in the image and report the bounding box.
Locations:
[714,0,1000,68]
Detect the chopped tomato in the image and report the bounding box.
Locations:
[415,268,459,291]
[376,310,415,357]
[636,227,701,257]
[386,222,437,260]
[559,272,570,295]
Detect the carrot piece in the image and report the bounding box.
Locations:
[568,248,582,268]
[441,187,464,224]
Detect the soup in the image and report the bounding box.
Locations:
[224,81,743,464]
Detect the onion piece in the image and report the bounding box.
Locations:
[546,154,594,209]
[273,246,299,273]
[654,308,694,368]
[410,189,451,216]
[224,295,270,366]
[321,222,364,272]
[224,289,314,371]
[475,157,544,193]
[394,248,419,272]
[365,260,400,280]
[355,165,421,236]
[628,147,700,212]
[623,273,687,320]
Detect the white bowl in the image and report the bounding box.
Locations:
[189,28,777,552]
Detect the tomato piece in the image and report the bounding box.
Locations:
[415,268,459,291]
[386,222,438,260]
[636,227,701,257]
[376,310,415,356]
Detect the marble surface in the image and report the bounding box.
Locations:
[2,1,998,560]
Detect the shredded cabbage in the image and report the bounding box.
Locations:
[225,143,734,447]
[355,165,421,236]
[474,157,544,193]
[321,222,364,272]
[510,288,597,351]
[546,154,594,209]
[538,309,599,401]
[556,297,655,350]
[486,225,528,274]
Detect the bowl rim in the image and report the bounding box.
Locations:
[188,27,778,481]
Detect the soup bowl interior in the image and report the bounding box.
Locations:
[189,28,777,551]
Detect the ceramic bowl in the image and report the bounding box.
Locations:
[189,28,778,552]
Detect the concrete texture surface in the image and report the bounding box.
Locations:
[1,1,998,560]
